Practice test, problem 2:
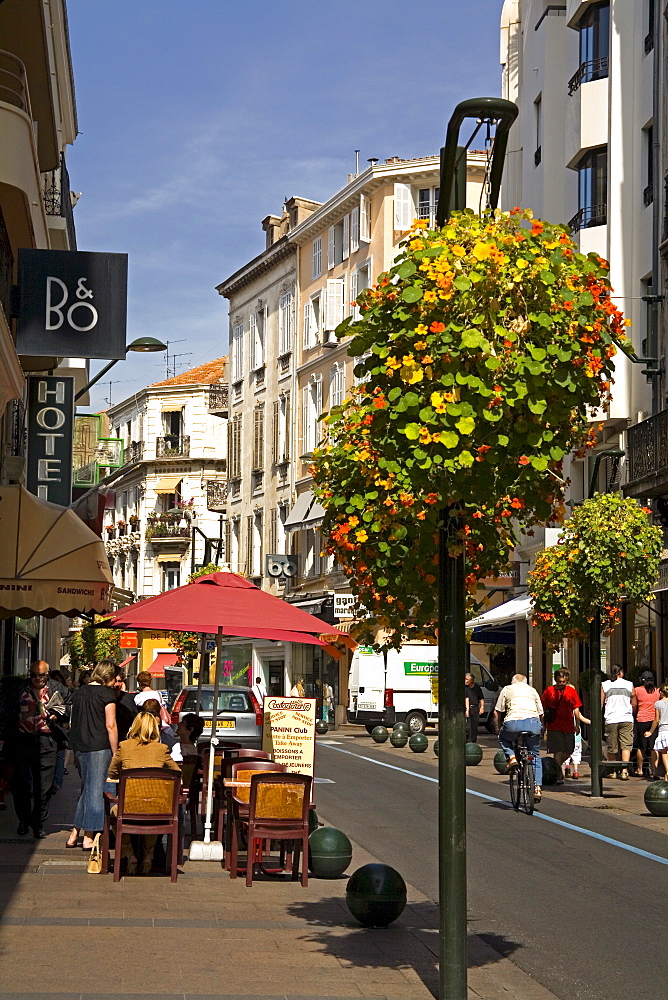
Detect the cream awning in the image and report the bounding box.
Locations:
[0,485,113,619]
[284,490,326,532]
[161,404,183,412]
[467,595,533,629]
[154,476,182,494]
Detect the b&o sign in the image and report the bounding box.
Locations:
[266,553,298,578]
[26,376,74,506]
[17,249,128,360]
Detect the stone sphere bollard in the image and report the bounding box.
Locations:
[389,730,408,748]
[433,740,439,757]
[541,756,562,786]
[408,733,428,753]
[644,780,668,817]
[315,720,329,735]
[493,750,508,774]
[346,863,407,927]
[465,742,483,766]
[308,827,353,878]
[371,726,389,743]
[393,722,409,735]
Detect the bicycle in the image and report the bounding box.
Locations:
[508,731,537,815]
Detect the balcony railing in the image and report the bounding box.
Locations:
[124,440,143,464]
[0,49,31,116]
[568,204,607,234]
[42,156,77,250]
[208,385,229,414]
[0,204,13,322]
[568,57,609,96]
[145,516,191,543]
[627,411,668,489]
[156,435,190,458]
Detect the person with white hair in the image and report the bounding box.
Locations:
[494,674,545,801]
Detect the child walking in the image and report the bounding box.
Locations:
[644,685,668,778]
[563,709,590,779]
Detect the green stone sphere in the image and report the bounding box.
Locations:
[541,756,562,786]
[493,750,508,774]
[465,742,483,766]
[389,730,408,748]
[346,863,407,927]
[393,722,409,734]
[408,733,428,753]
[308,827,353,878]
[315,719,329,735]
[308,808,319,835]
[644,780,668,817]
[433,740,439,757]
[371,726,389,743]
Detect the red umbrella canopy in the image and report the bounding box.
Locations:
[103,571,342,646]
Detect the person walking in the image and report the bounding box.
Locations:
[67,661,118,850]
[541,669,589,782]
[9,661,70,838]
[644,685,668,779]
[602,665,636,780]
[633,670,660,778]
[112,667,138,741]
[464,673,485,743]
[290,677,305,697]
[494,674,545,801]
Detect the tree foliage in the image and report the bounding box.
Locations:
[528,493,662,646]
[311,210,631,647]
[69,617,121,672]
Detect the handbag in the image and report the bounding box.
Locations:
[87,833,102,874]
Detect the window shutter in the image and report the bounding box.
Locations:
[394,183,414,230]
[314,378,322,446]
[302,385,310,454]
[360,195,371,242]
[312,237,322,280]
[284,391,291,459]
[272,400,279,463]
[342,214,350,260]
[350,269,358,318]
[303,301,311,348]
[249,312,256,371]
[350,206,360,252]
[325,279,344,331]
[327,225,335,269]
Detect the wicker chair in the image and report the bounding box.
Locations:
[227,761,285,877]
[102,768,182,882]
[244,772,312,887]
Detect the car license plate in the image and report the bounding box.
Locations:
[202,720,235,731]
[357,702,375,711]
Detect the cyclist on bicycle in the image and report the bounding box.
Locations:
[494,673,545,801]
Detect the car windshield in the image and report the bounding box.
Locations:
[183,690,252,714]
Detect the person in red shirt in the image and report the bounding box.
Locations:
[541,669,587,781]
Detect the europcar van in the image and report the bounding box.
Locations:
[347,644,499,734]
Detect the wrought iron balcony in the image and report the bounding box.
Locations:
[568,204,607,234]
[0,48,30,115]
[626,410,668,497]
[42,155,77,250]
[145,516,191,544]
[568,57,609,96]
[156,435,190,458]
[208,384,229,415]
[124,441,143,464]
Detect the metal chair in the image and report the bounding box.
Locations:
[102,768,182,882]
[244,772,312,887]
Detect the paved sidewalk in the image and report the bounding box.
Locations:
[0,766,559,1000]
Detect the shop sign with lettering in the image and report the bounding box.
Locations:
[26,376,74,505]
[16,249,128,360]
[262,697,316,776]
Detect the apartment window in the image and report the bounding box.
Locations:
[231,517,240,572]
[394,183,415,230]
[351,262,371,321]
[329,362,345,408]
[252,404,265,472]
[644,125,654,207]
[570,146,607,232]
[245,515,253,576]
[232,322,244,381]
[303,291,323,349]
[302,375,322,456]
[252,511,263,577]
[324,278,345,335]
[569,2,609,93]
[327,221,345,268]
[249,307,265,371]
[312,236,322,280]
[228,414,242,478]
[225,519,231,566]
[534,95,542,166]
[269,507,277,555]
[278,291,293,355]
[342,214,350,260]
[162,563,180,591]
[350,206,360,252]
[303,528,322,579]
[272,391,291,464]
[416,187,440,226]
[645,0,655,53]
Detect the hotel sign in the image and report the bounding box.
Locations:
[26,376,74,506]
[16,249,128,360]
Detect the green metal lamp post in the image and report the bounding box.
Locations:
[587,447,625,798]
[74,337,167,402]
[435,97,518,1000]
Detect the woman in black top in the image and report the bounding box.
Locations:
[67,660,118,850]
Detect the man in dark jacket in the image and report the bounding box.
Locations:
[6,661,71,838]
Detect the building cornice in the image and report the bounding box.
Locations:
[216,236,297,299]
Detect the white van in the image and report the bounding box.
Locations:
[347,644,499,735]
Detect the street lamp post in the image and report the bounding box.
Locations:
[587,447,625,798]
[73,337,167,402]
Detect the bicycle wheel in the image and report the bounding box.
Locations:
[509,764,520,811]
[520,761,535,815]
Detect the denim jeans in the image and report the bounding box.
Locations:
[73,749,112,832]
[498,717,543,786]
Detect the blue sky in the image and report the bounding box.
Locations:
[67,0,502,410]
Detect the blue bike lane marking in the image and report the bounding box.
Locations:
[319,743,668,868]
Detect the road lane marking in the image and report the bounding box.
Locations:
[319,744,668,868]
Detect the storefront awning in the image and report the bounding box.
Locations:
[467,595,532,629]
[290,598,325,616]
[154,476,182,494]
[284,490,326,532]
[149,652,180,677]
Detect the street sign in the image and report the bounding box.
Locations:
[334,593,356,617]
[26,375,74,505]
[262,696,316,776]
[17,249,128,360]
[265,553,298,578]
[120,631,138,649]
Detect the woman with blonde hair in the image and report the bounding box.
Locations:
[107,710,180,875]
[67,660,118,850]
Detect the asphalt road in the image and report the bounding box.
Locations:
[314,737,668,1000]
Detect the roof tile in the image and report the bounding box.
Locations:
[150,356,227,388]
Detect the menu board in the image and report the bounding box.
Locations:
[262,697,317,776]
